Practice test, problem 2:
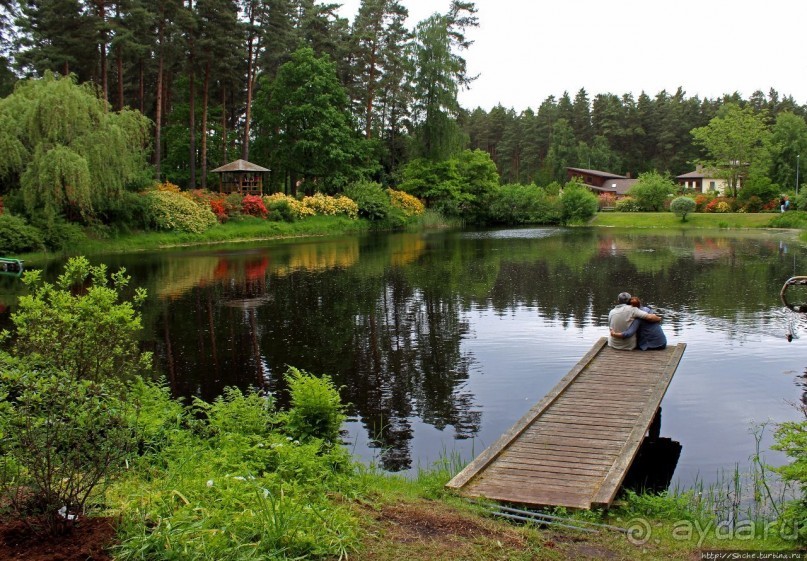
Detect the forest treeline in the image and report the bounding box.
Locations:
[1,0,807,192]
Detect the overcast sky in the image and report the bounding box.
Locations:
[336,0,807,111]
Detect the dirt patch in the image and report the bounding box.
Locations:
[0,516,117,561]
[353,499,542,560]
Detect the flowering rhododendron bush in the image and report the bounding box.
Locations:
[242,194,268,218]
[388,188,424,217]
[263,193,313,220]
[145,190,217,233]
[301,193,359,219]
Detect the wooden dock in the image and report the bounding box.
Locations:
[446,338,686,509]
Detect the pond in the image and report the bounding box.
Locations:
[2,227,806,487]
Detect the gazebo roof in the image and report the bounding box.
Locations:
[211,159,270,173]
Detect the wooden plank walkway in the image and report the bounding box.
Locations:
[446,337,686,509]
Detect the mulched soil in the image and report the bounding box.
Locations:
[0,516,117,561]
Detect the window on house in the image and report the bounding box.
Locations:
[709,181,716,189]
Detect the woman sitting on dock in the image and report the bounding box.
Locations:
[610,296,667,350]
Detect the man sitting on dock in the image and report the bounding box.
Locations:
[608,292,661,350]
[611,296,667,350]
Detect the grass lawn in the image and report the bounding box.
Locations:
[590,212,778,229]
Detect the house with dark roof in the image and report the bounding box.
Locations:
[676,165,736,194]
[566,167,638,197]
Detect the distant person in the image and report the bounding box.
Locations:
[780,196,786,213]
[785,196,791,211]
[611,297,667,350]
[608,292,661,350]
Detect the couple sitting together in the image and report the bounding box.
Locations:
[608,291,667,351]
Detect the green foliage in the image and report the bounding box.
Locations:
[283,367,346,444]
[792,191,807,211]
[670,196,697,221]
[0,361,136,535]
[3,256,151,382]
[0,213,45,253]
[628,171,677,211]
[195,386,274,439]
[144,189,218,233]
[768,112,807,191]
[252,47,374,193]
[111,383,357,560]
[772,412,807,544]
[0,73,151,223]
[456,149,500,220]
[484,183,561,225]
[398,149,499,220]
[264,195,298,222]
[615,196,642,212]
[29,214,84,250]
[344,180,393,221]
[738,173,780,206]
[560,180,598,224]
[691,104,771,198]
[768,210,807,229]
[410,7,476,161]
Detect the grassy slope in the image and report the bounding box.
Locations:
[349,467,795,561]
[16,215,370,264]
[590,212,776,229]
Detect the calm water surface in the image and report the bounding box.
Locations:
[3,227,806,486]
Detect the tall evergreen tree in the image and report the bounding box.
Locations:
[410,1,477,161]
[251,47,369,194]
[15,0,96,78]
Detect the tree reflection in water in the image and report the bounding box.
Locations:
[11,228,804,474]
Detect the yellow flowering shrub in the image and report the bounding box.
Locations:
[156,181,182,193]
[301,193,359,219]
[145,190,217,233]
[263,193,314,220]
[387,188,425,217]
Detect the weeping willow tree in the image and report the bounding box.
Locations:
[0,72,151,222]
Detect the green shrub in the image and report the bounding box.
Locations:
[4,256,152,382]
[0,363,136,535]
[772,413,807,545]
[670,196,697,221]
[742,195,765,213]
[769,210,807,228]
[282,367,345,443]
[0,214,44,253]
[738,174,779,205]
[627,171,677,211]
[485,183,562,225]
[344,181,392,221]
[792,192,807,211]
[96,191,152,232]
[265,196,297,222]
[30,215,84,250]
[144,189,217,233]
[560,181,599,224]
[615,196,642,212]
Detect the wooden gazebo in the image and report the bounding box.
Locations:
[211,159,270,196]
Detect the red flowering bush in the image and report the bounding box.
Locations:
[210,199,228,222]
[704,197,735,213]
[694,194,712,212]
[242,194,268,218]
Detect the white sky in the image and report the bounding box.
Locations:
[336,0,807,111]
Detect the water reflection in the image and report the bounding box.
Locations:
[2,228,806,478]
